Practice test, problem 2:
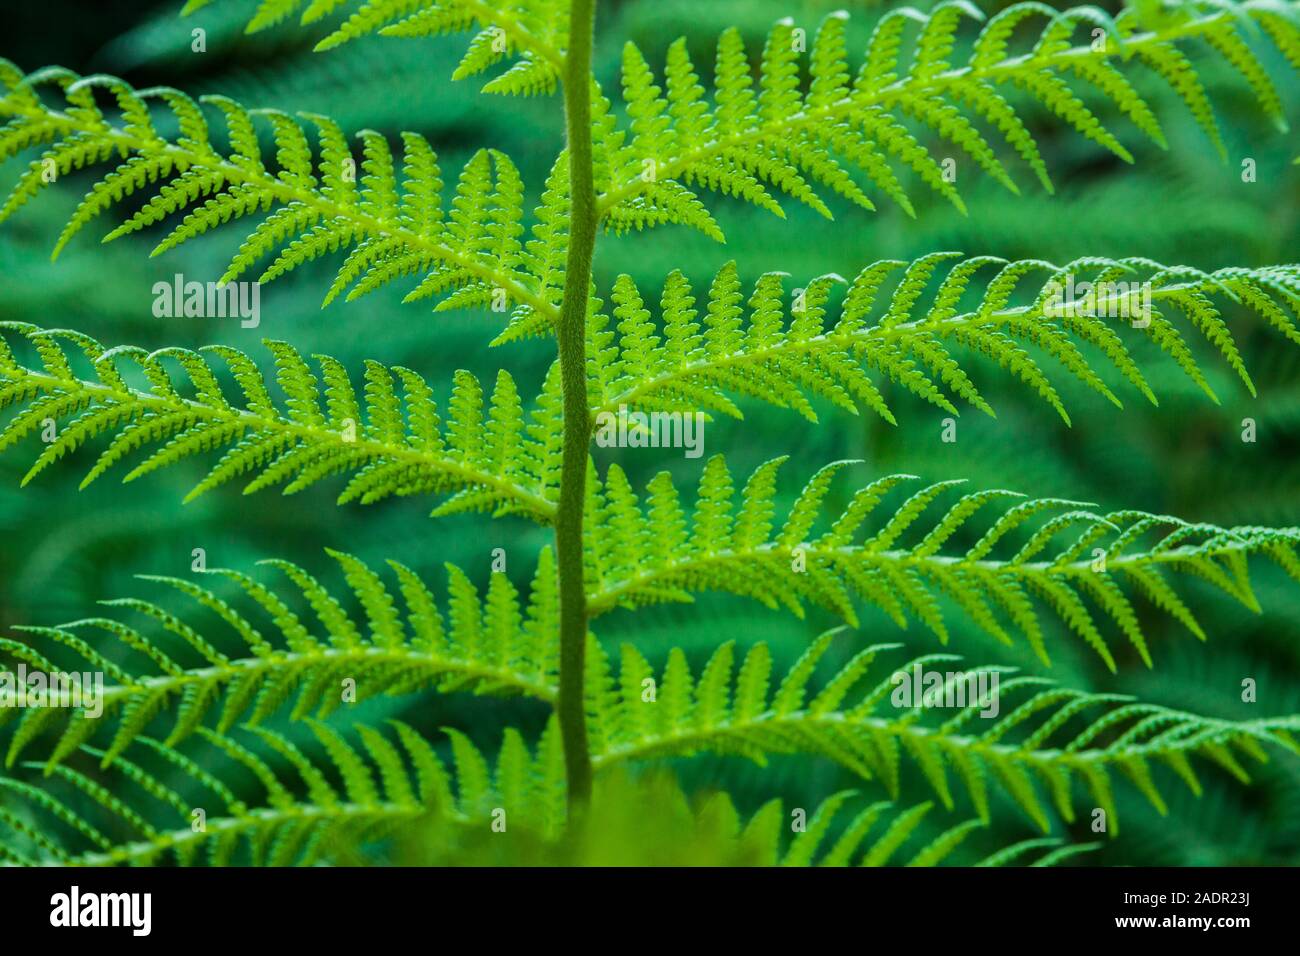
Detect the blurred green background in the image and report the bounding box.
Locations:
[1,0,1297,864]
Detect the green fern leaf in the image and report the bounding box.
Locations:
[0,325,561,519]
[0,65,564,323]
[586,258,1300,426]
[598,2,1300,237]
[0,719,564,864]
[584,457,1300,670]
[587,635,1300,833]
[181,0,568,93]
[0,550,560,768]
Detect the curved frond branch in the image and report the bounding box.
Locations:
[0,549,561,769]
[0,716,1082,865]
[0,719,566,864]
[0,63,567,323]
[657,789,1086,866]
[183,0,568,90]
[0,324,561,520]
[597,1,1299,236]
[586,258,1300,425]
[584,457,1300,670]
[587,634,1300,832]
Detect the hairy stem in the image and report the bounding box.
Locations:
[555,0,598,809]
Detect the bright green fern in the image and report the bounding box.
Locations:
[1,0,1298,866]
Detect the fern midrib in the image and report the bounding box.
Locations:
[590,276,1229,417]
[589,705,1290,775]
[553,0,599,807]
[6,363,559,518]
[62,800,426,866]
[0,99,561,322]
[593,9,1231,216]
[583,534,1283,615]
[87,644,557,712]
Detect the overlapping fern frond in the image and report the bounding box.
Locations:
[585,633,1299,833]
[585,456,1300,669]
[621,789,1088,866]
[181,0,569,94]
[598,1,1300,237]
[5,550,1290,851]
[572,256,1300,426]
[0,549,559,769]
[0,711,1092,866]
[0,62,569,325]
[0,719,568,865]
[0,324,562,519]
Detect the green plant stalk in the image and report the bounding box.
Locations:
[555,0,598,809]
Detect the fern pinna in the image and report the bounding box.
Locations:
[0,0,1298,866]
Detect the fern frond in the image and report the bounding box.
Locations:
[0,64,567,323]
[183,0,568,92]
[0,324,561,520]
[715,789,1092,865]
[727,793,964,866]
[0,548,560,769]
[584,257,1300,426]
[584,457,1300,670]
[598,2,1300,237]
[0,719,566,864]
[587,634,1300,833]
[0,717,1087,865]
[974,835,1099,867]
[565,777,1095,865]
